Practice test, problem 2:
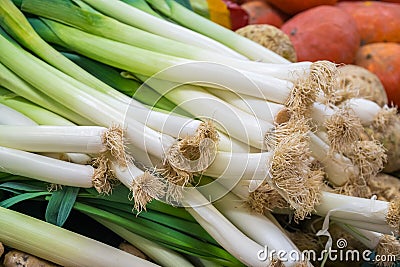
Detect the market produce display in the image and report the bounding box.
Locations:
[0,0,399,267]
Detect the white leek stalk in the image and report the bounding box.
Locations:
[0,207,158,267]
[182,188,268,267]
[0,33,175,160]
[199,182,308,266]
[0,102,36,125]
[0,125,107,153]
[308,133,358,186]
[339,224,400,265]
[0,102,92,164]
[0,146,93,188]
[345,98,387,126]
[315,192,399,235]
[204,152,269,181]
[209,89,284,123]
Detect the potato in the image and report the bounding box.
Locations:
[3,250,59,267]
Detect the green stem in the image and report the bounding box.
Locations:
[145,0,289,63]
[74,202,241,266]
[0,0,129,103]
[0,206,157,267]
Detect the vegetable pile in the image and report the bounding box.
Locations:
[222,0,400,108]
[0,0,399,267]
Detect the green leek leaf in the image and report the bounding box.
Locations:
[45,186,79,227]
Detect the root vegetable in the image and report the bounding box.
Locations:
[235,24,297,62]
[335,64,388,107]
[118,241,148,260]
[368,173,400,202]
[0,242,4,258]
[3,250,59,267]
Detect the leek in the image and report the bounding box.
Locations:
[80,0,246,58]
[0,207,158,267]
[0,62,92,125]
[0,0,134,103]
[144,0,289,63]
[0,102,36,126]
[0,146,94,188]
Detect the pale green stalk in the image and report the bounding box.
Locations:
[0,62,92,125]
[0,207,158,267]
[0,89,78,126]
[0,33,174,159]
[32,19,294,100]
[145,0,289,63]
[95,218,195,267]
[80,0,246,58]
[21,0,311,80]
[120,0,163,18]
[0,0,130,103]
